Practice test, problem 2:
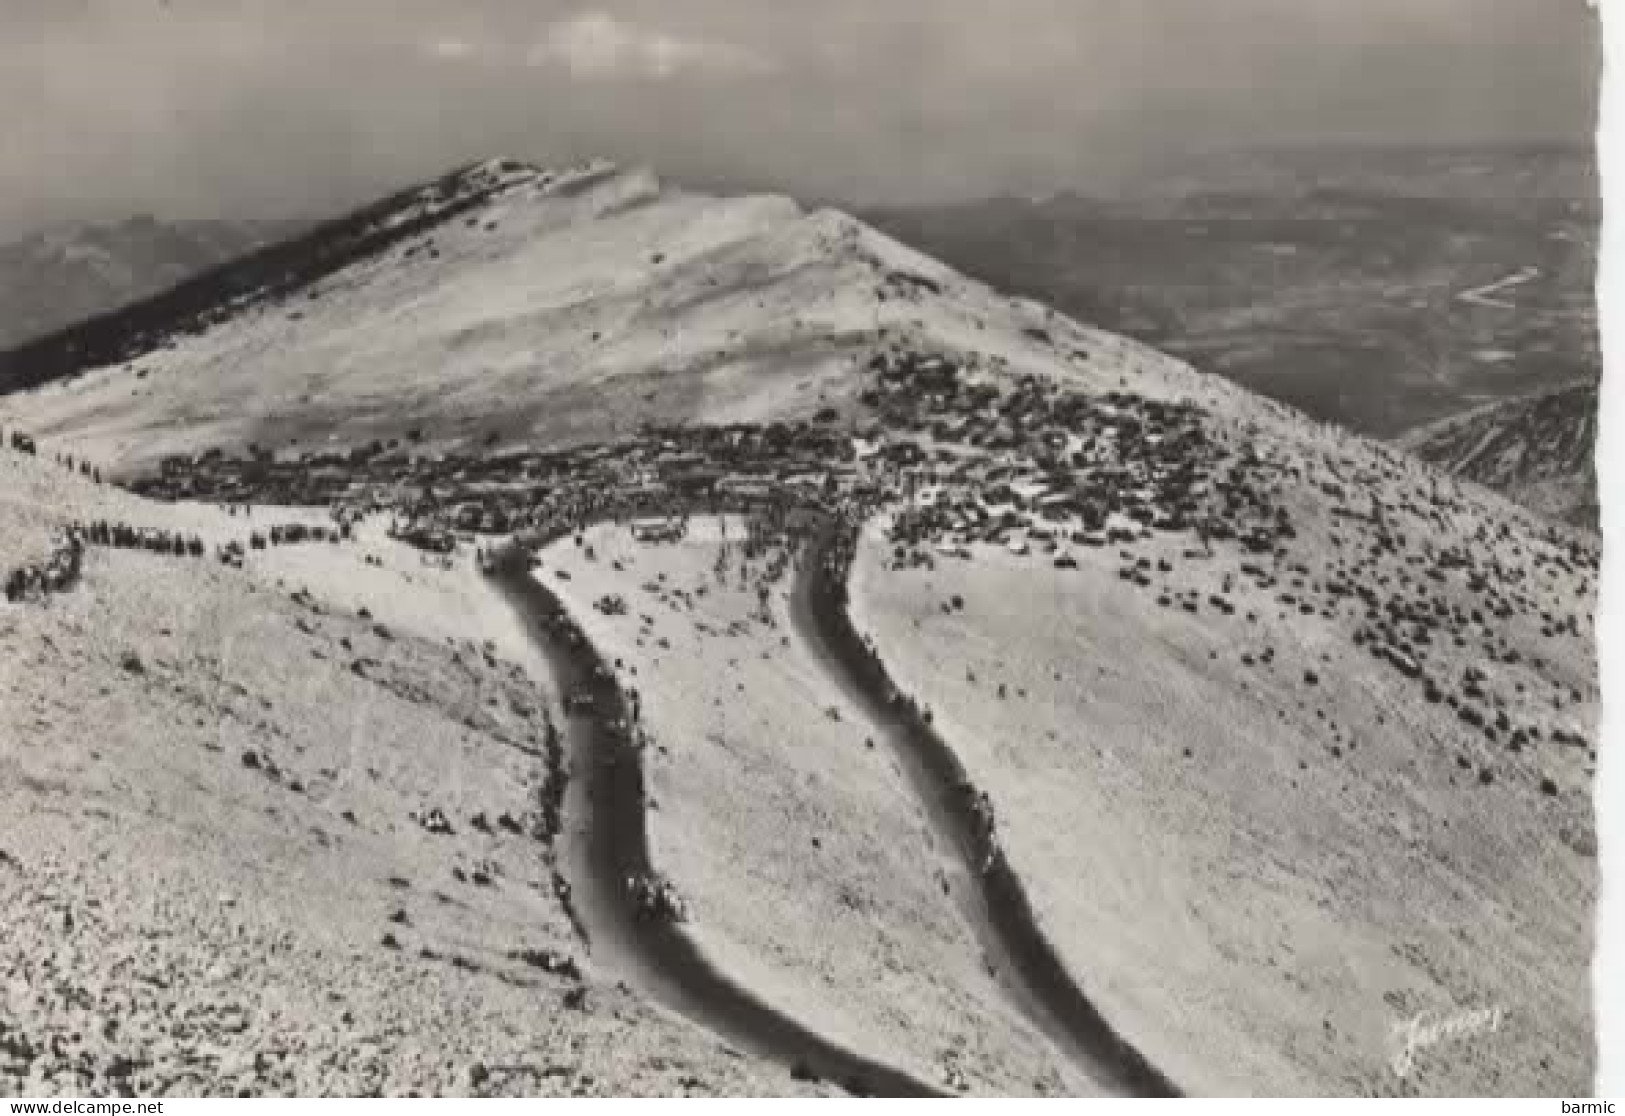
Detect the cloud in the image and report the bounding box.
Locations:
[426,38,480,61]
[525,11,775,81]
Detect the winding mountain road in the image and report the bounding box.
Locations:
[486,553,945,1099]
[1457,267,1541,310]
[487,515,1181,1098]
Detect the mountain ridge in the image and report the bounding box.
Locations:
[1399,380,1597,529]
[0,156,1266,479]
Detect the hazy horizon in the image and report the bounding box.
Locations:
[0,1,1600,237]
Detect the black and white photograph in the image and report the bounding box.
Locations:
[0,0,1608,1100]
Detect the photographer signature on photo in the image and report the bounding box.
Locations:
[1389,1004,1507,1079]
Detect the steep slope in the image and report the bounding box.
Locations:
[830,353,1597,1095]
[1398,381,1598,530]
[533,519,1081,1095]
[392,342,1591,1095]
[0,216,288,349]
[0,447,822,1098]
[0,157,1251,477]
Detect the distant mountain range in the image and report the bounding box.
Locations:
[0,215,295,349]
[1117,144,1598,209]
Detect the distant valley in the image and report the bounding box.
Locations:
[863,145,1598,527]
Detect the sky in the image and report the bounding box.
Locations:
[0,0,1602,234]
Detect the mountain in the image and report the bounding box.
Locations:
[0,157,1596,1097]
[0,215,292,349]
[860,146,1599,523]
[0,156,1243,476]
[1399,380,1598,529]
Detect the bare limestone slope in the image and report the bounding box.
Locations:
[0,158,1265,477]
[0,448,820,1098]
[845,387,1596,1095]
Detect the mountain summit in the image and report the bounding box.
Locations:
[0,157,1236,476]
